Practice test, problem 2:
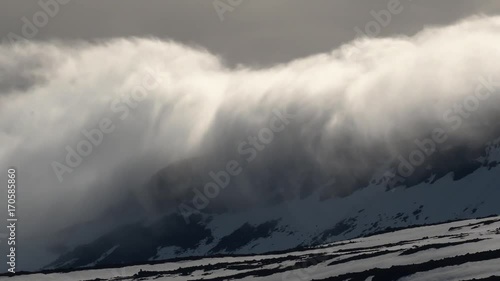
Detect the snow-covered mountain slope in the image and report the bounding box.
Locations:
[36,138,500,272]
[3,216,500,281]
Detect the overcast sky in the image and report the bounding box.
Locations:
[3,1,500,272]
[1,0,500,66]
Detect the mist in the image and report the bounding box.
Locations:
[0,15,500,246]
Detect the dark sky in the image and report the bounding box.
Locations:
[2,1,500,272]
[1,0,499,66]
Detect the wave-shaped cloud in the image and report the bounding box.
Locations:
[0,16,500,247]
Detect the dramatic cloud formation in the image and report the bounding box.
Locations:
[0,16,500,266]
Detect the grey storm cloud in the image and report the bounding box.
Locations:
[1,13,500,271]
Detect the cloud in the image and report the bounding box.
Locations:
[0,16,500,263]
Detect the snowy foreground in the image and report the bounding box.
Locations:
[2,216,500,281]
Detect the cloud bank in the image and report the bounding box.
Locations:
[0,16,500,246]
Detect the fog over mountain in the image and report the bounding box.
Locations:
[1,16,500,270]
